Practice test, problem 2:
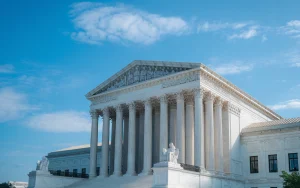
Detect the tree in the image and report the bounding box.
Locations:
[280,171,300,188]
[0,182,9,188]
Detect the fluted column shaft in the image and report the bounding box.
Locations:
[185,99,194,165]
[89,110,99,178]
[141,99,153,175]
[123,116,129,174]
[169,105,177,145]
[126,103,137,176]
[176,92,185,164]
[205,92,215,171]
[138,111,144,173]
[153,107,160,164]
[113,105,123,176]
[194,89,205,169]
[110,117,116,175]
[214,99,224,172]
[160,95,168,162]
[101,108,110,177]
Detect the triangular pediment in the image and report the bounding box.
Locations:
[86,60,201,97]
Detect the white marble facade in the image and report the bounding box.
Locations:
[84,60,282,186]
[30,60,300,188]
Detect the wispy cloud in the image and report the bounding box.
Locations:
[228,26,258,40]
[285,50,300,67]
[208,58,254,75]
[261,35,267,42]
[280,20,300,38]
[70,2,189,45]
[27,111,94,132]
[0,88,38,123]
[197,21,260,40]
[0,64,14,73]
[269,99,300,110]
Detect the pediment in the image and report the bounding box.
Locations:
[86,60,201,97]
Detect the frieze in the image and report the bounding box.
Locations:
[162,73,199,88]
[91,95,117,105]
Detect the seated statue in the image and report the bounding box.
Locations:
[162,143,179,164]
[36,156,49,171]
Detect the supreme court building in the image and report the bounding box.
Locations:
[28,60,300,188]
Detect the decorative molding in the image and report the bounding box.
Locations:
[228,103,241,117]
[115,104,123,113]
[214,97,223,107]
[128,102,136,112]
[200,66,281,120]
[176,91,185,101]
[91,95,117,105]
[204,91,215,102]
[160,95,168,104]
[102,107,110,117]
[162,72,199,88]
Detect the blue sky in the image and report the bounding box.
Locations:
[0,0,300,182]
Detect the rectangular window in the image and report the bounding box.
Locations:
[289,153,299,172]
[65,169,69,176]
[73,169,78,177]
[268,154,278,172]
[250,156,259,173]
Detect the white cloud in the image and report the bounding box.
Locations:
[27,111,94,132]
[197,21,259,40]
[197,21,249,32]
[280,20,300,38]
[0,88,37,123]
[261,35,267,42]
[70,2,189,45]
[228,27,258,40]
[285,50,300,67]
[0,64,14,73]
[212,62,253,75]
[269,99,300,110]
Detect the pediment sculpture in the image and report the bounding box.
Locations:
[36,156,49,171]
[162,143,179,164]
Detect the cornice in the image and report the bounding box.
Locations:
[200,65,282,120]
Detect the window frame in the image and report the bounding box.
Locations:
[268,154,278,173]
[250,156,259,174]
[288,153,299,172]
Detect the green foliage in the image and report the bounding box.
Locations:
[280,171,300,188]
[0,182,9,188]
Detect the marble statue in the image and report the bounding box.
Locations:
[36,156,49,171]
[162,143,179,164]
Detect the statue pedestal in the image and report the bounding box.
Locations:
[152,162,184,188]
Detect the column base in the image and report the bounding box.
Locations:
[89,174,97,179]
[138,169,153,176]
[98,174,109,178]
[111,171,122,177]
[124,171,137,176]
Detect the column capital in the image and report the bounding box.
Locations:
[115,104,123,113]
[176,91,185,101]
[192,88,205,99]
[160,95,168,103]
[214,97,224,107]
[128,102,136,112]
[90,110,99,118]
[102,107,110,117]
[204,91,216,102]
[143,98,152,107]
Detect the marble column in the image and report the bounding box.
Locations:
[193,88,205,169]
[222,102,231,174]
[126,102,137,176]
[89,110,99,178]
[176,92,185,164]
[204,92,215,171]
[123,116,129,174]
[138,111,144,173]
[100,108,110,177]
[113,105,123,176]
[160,95,168,162]
[141,99,152,175]
[110,117,116,175]
[153,106,160,164]
[169,105,177,145]
[185,97,194,165]
[214,98,224,173]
